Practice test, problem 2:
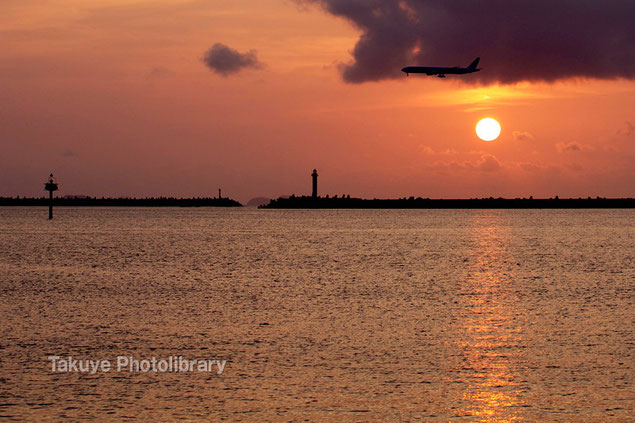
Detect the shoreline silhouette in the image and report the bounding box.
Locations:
[0,196,242,207]
[260,196,635,209]
[2,196,634,209]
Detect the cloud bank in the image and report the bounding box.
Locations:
[300,0,635,84]
[203,43,262,76]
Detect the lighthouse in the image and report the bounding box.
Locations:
[311,169,318,198]
[44,173,58,219]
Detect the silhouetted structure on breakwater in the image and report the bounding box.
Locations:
[312,169,318,199]
[44,173,58,219]
[260,169,634,209]
[260,196,634,209]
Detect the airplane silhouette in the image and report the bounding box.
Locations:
[402,57,480,78]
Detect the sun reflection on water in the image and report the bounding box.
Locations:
[453,215,528,422]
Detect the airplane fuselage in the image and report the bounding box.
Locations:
[402,57,481,78]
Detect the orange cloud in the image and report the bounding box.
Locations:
[556,142,593,153]
[477,154,502,172]
[512,131,534,141]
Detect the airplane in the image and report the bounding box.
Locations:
[402,57,480,78]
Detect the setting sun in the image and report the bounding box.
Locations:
[476,118,501,141]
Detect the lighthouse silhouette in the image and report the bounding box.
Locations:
[311,169,318,198]
[44,173,58,219]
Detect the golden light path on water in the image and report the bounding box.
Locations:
[454,214,527,421]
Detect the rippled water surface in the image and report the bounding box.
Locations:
[0,207,633,421]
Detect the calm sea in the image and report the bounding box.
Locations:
[0,207,632,421]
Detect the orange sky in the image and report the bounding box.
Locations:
[1,0,634,201]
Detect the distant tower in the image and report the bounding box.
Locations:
[311,169,318,198]
[44,173,58,220]
[218,188,222,199]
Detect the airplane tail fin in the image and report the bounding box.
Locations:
[468,57,480,69]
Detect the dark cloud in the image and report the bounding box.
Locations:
[203,43,262,76]
[299,0,635,84]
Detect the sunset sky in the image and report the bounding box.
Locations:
[2,0,634,201]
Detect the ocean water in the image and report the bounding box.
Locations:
[0,207,632,421]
